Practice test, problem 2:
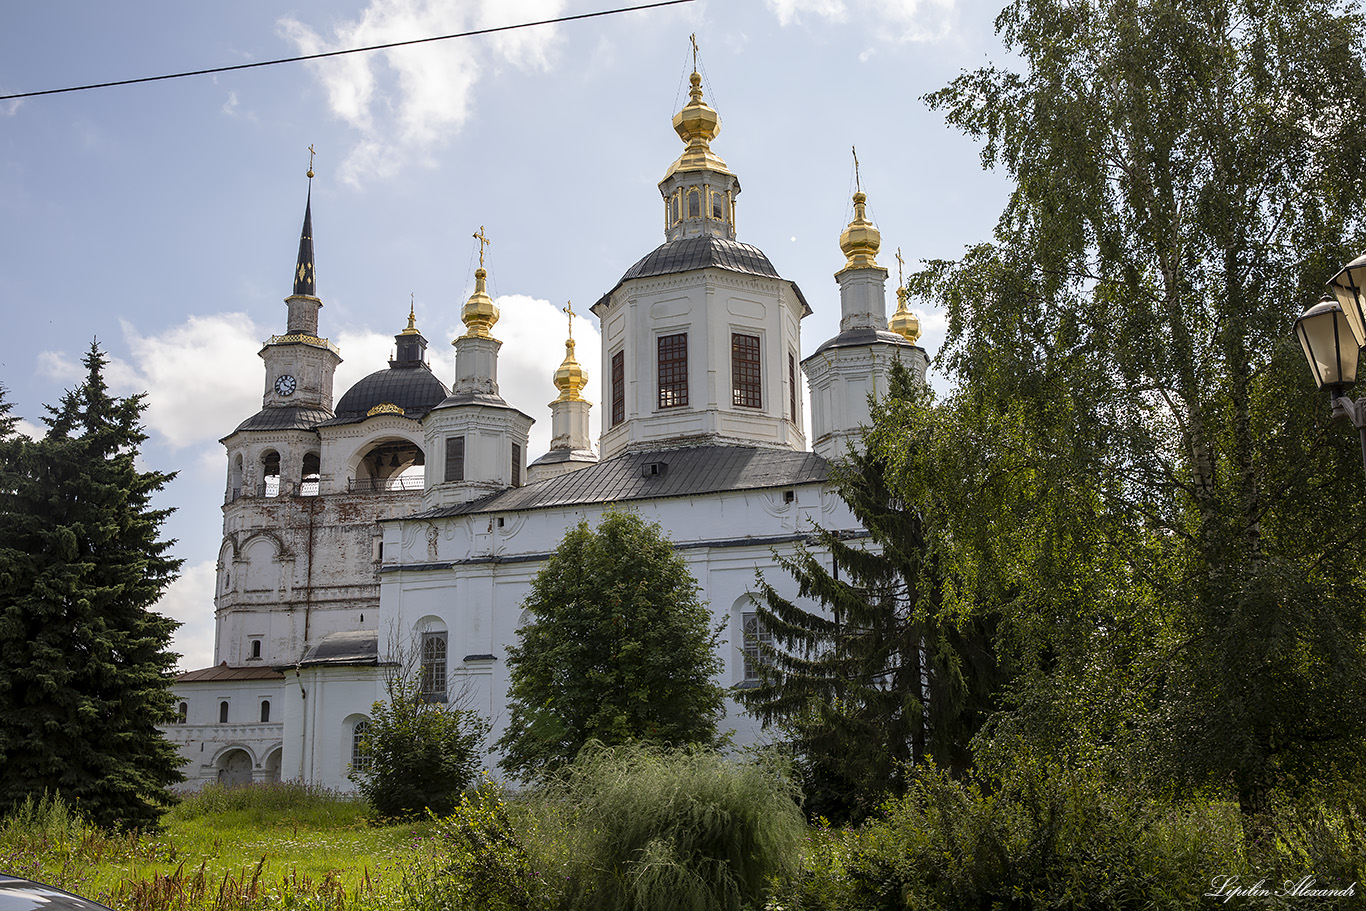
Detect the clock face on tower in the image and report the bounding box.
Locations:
[274,375,297,397]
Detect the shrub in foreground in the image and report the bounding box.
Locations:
[553,743,805,911]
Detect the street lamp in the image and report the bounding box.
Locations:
[1296,290,1366,469]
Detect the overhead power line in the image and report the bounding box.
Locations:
[0,0,696,102]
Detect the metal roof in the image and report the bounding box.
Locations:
[300,630,379,667]
[413,445,829,519]
[176,663,286,683]
[809,327,918,357]
[230,405,333,435]
[322,362,450,427]
[592,236,811,314]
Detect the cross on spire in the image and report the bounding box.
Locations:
[896,247,904,286]
[473,225,491,269]
[852,145,861,193]
[690,33,699,72]
[564,300,575,339]
[307,144,316,179]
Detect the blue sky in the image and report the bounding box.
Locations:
[0,0,1011,669]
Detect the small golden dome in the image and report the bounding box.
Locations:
[888,286,921,343]
[553,337,589,402]
[460,268,499,339]
[400,300,421,336]
[839,191,881,270]
[663,71,731,179]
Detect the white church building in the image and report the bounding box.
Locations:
[164,67,928,789]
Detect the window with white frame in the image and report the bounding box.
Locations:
[421,631,448,702]
[741,611,773,682]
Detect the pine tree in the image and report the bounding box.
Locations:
[739,366,1006,823]
[498,511,724,781]
[0,343,184,829]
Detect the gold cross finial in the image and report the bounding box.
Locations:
[473,226,491,269]
[690,33,699,72]
[564,301,575,339]
[852,145,860,193]
[307,144,316,179]
[896,247,904,286]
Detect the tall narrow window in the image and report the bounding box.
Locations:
[219,701,229,724]
[511,443,522,487]
[789,352,798,422]
[658,334,689,408]
[711,190,724,220]
[444,436,465,482]
[352,720,371,772]
[732,333,762,408]
[611,351,626,426]
[688,189,701,218]
[261,451,281,498]
[260,700,271,723]
[421,631,448,702]
[742,612,773,681]
[177,702,188,724]
[250,639,262,660]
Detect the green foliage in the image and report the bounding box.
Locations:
[741,364,1008,823]
[351,675,489,821]
[0,346,184,830]
[429,780,553,911]
[498,511,724,780]
[906,0,1366,819]
[170,782,368,829]
[553,743,805,911]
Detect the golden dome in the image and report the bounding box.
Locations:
[888,287,921,343]
[663,72,731,179]
[460,267,499,339]
[400,300,421,336]
[553,338,589,402]
[838,191,881,271]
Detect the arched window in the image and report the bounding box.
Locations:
[229,453,244,503]
[421,631,448,702]
[687,188,701,218]
[177,702,188,724]
[250,639,262,660]
[219,700,229,723]
[261,451,281,498]
[301,452,321,497]
[352,719,371,772]
[260,700,271,723]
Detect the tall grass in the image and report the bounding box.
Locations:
[551,743,806,911]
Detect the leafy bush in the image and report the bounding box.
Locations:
[553,743,805,911]
[351,676,490,821]
[429,780,555,911]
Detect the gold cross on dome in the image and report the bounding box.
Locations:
[564,301,575,338]
[307,144,316,179]
[472,225,491,268]
[852,145,861,193]
[690,33,698,71]
[896,247,905,286]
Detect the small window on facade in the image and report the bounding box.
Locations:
[511,443,522,487]
[732,333,762,409]
[742,611,773,681]
[352,720,371,772]
[445,436,465,482]
[611,351,626,426]
[301,452,321,497]
[672,193,681,224]
[688,189,701,218]
[260,700,271,723]
[177,702,188,724]
[421,631,448,702]
[658,334,689,409]
[219,701,229,724]
[712,191,724,220]
[250,639,262,660]
[789,352,798,422]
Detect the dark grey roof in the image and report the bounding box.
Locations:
[231,406,333,434]
[300,630,378,667]
[528,448,598,467]
[322,362,449,427]
[593,236,811,314]
[431,391,522,411]
[413,445,829,519]
[809,327,917,357]
[176,663,286,683]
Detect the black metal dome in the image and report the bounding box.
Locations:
[593,235,809,313]
[327,362,449,426]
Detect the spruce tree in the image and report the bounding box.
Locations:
[0,343,184,829]
[499,511,724,781]
[740,366,1006,823]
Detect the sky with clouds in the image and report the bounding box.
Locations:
[1,0,1012,670]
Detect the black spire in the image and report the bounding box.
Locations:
[292,184,316,298]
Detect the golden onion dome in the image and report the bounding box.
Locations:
[460,267,499,339]
[888,287,922,343]
[839,191,881,270]
[663,72,731,179]
[553,338,589,402]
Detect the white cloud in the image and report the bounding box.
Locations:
[116,314,265,450]
[15,418,42,440]
[279,0,565,185]
[157,560,218,672]
[765,0,954,42]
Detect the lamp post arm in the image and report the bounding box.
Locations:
[1331,395,1366,474]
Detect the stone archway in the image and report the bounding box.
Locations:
[216,749,253,787]
[261,747,283,784]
